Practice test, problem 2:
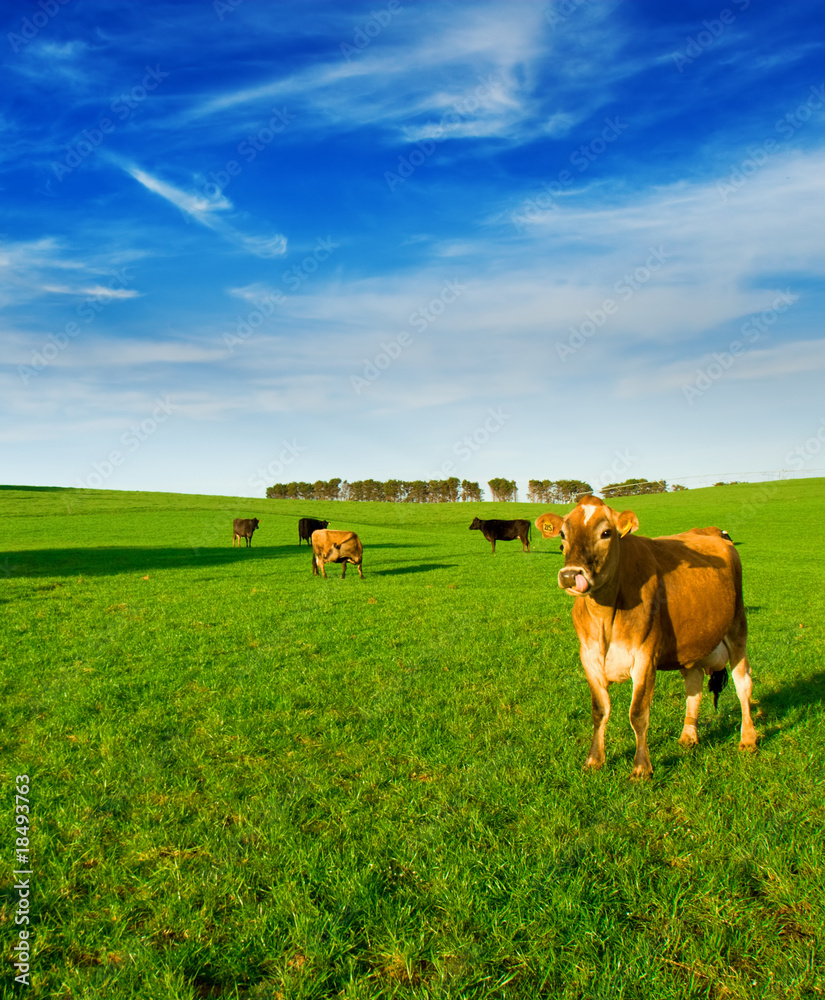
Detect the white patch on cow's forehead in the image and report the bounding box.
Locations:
[582,504,600,524]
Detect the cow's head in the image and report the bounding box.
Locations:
[252,518,260,528]
[535,495,638,596]
[469,517,482,530]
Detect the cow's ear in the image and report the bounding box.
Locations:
[535,512,564,538]
[617,510,639,537]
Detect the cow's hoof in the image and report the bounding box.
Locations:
[738,738,758,753]
[584,757,604,771]
[678,730,699,748]
[630,766,653,780]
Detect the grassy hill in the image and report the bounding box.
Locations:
[1,481,823,998]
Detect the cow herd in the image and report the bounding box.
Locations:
[231,514,541,567]
[230,496,756,776]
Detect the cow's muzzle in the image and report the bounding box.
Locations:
[558,566,591,594]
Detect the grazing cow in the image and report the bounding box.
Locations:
[311,529,364,579]
[298,517,330,546]
[469,517,531,554]
[232,517,260,547]
[535,496,756,778]
[689,526,733,542]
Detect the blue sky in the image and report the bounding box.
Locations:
[2,0,824,498]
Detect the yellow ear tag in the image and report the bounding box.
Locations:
[620,522,633,538]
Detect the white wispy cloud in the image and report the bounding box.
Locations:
[228,283,282,305]
[125,165,233,218]
[121,162,288,258]
[617,338,825,398]
[0,237,140,306]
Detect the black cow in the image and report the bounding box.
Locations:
[233,517,260,547]
[469,517,531,554]
[298,517,330,546]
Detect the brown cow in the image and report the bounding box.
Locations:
[233,517,259,547]
[536,496,757,778]
[469,517,531,554]
[311,529,364,579]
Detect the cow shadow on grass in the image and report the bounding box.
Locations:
[356,543,422,549]
[2,545,311,578]
[371,562,458,576]
[649,669,825,769]
[750,669,825,740]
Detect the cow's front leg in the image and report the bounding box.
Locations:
[580,649,610,769]
[340,561,347,579]
[628,661,656,778]
[678,665,703,747]
[584,679,611,770]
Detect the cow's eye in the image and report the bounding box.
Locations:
[559,530,565,540]
[601,529,612,539]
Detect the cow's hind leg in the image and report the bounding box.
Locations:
[724,623,757,750]
[678,665,704,747]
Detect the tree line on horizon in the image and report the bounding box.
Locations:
[265,476,687,502]
[266,478,482,502]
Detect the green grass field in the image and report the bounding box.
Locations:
[1,480,823,999]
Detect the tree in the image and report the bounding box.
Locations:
[405,480,428,503]
[460,480,482,502]
[488,478,517,502]
[528,479,557,503]
[552,480,592,503]
[603,478,667,498]
[383,479,403,502]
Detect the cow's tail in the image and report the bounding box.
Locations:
[708,668,729,710]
